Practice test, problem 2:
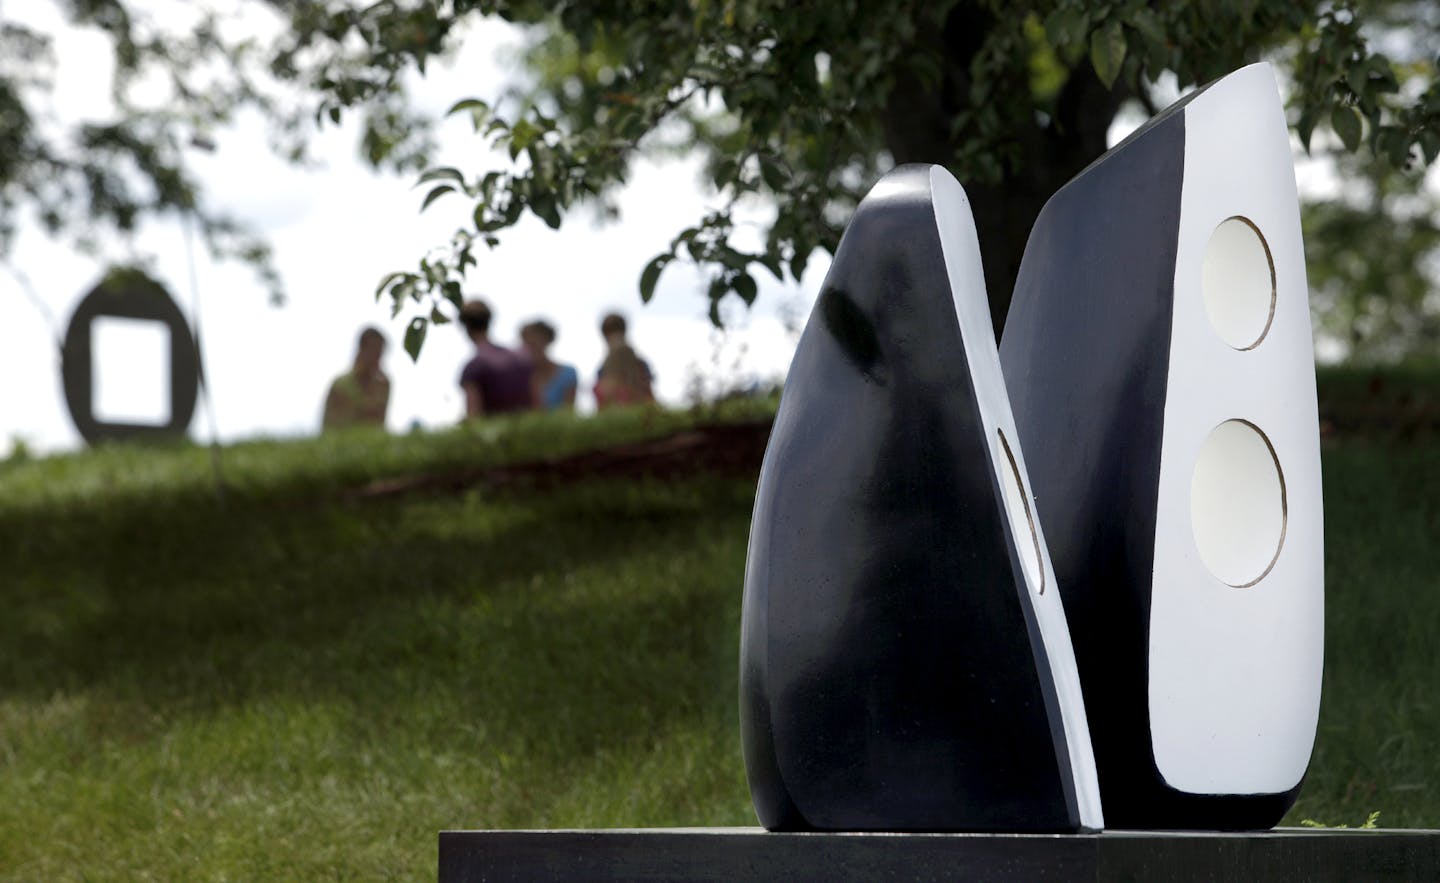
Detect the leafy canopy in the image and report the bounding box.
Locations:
[371,0,1439,358]
[1,1,1436,359]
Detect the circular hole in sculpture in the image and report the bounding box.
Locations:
[997,429,1045,595]
[1201,217,1276,350]
[1190,420,1287,588]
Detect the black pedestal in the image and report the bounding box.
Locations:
[439,827,1440,882]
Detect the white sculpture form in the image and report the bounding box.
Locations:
[1000,62,1323,829]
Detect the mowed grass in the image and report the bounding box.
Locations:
[1286,432,1440,828]
[0,377,1436,878]
[0,407,761,880]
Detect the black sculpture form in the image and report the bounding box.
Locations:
[741,164,1102,832]
[62,267,200,445]
[999,63,1322,829]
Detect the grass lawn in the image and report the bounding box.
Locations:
[1288,432,1440,828]
[0,375,1436,878]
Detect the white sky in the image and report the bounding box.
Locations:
[0,12,1375,456]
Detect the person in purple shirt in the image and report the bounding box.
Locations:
[458,299,535,418]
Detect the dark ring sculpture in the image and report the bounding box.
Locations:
[61,268,199,445]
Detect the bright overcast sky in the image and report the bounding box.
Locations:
[1,9,1361,457]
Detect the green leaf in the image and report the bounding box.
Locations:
[455,100,491,131]
[420,185,455,211]
[758,155,789,191]
[1090,21,1126,90]
[531,193,561,229]
[712,157,739,189]
[446,98,489,118]
[374,272,408,300]
[718,245,749,270]
[510,119,539,155]
[1331,105,1362,152]
[1297,107,1319,152]
[1045,7,1088,50]
[639,254,669,303]
[1367,55,1399,94]
[1129,8,1165,45]
[418,166,464,186]
[734,272,757,305]
[404,317,428,362]
[473,202,493,232]
[442,281,464,311]
[1346,65,1369,100]
[1420,129,1440,165]
[790,241,812,282]
[670,227,700,252]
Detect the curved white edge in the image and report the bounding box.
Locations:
[930,166,1105,831]
[1149,62,1325,794]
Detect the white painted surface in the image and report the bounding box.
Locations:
[1190,420,1287,587]
[930,167,1104,830]
[1149,63,1324,795]
[1201,217,1276,349]
[92,317,171,425]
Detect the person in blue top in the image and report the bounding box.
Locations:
[520,319,578,410]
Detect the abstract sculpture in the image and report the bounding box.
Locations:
[740,164,1102,832]
[62,268,200,445]
[741,62,1321,833]
[999,62,1322,829]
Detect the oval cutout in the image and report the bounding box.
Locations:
[997,429,1045,595]
[1201,217,1276,350]
[1190,420,1287,587]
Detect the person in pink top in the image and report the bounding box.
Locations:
[593,312,655,410]
[458,299,535,418]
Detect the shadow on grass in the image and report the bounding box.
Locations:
[0,475,756,766]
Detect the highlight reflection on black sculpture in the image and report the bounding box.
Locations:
[999,63,1322,830]
[740,165,1102,832]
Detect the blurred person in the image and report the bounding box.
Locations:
[322,326,390,431]
[594,311,655,409]
[459,299,535,418]
[520,319,578,410]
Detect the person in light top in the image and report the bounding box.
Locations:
[322,326,390,431]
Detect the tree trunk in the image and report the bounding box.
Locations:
[878,7,1128,338]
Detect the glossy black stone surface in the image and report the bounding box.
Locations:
[999,96,1300,828]
[440,828,1440,883]
[740,165,1083,832]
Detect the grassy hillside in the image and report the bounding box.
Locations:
[0,406,767,880]
[0,378,1436,878]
